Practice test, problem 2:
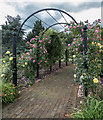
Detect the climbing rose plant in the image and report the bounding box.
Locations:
[19,30,64,82]
[18,36,48,83]
[66,19,103,94]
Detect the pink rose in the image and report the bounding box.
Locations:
[80,38,83,41]
[75,67,78,70]
[68,44,71,47]
[95,35,98,37]
[73,26,76,29]
[39,40,42,42]
[78,44,80,46]
[73,38,76,41]
[27,52,30,56]
[76,48,78,51]
[69,25,72,28]
[93,38,95,41]
[72,21,75,24]
[45,60,47,63]
[32,38,36,40]
[77,25,79,27]
[88,26,91,29]
[48,41,51,43]
[33,45,36,48]
[29,57,31,60]
[95,30,98,33]
[97,27,99,30]
[29,49,32,51]
[81,51,83,53]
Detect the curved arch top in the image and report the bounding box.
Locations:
[17,8,78,36]
[41,22,70,36]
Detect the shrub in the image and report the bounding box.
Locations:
[2,82,18,103]
[71,95,103,119]
[1,51,13,83]
[44,31,63,67]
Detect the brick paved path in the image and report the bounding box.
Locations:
[2,64,78,118]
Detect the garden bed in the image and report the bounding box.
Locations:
[76,77,103,110]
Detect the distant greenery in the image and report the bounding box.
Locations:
[2,15,25,55]
[26,20,45,42]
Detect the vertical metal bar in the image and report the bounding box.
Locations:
[13,32,17,86]
[83,25,88,69]
[83,25,88,97]
[59,56,61,68]
[50,65,52,71]
[65,49,68,66]
[72,49,74,63]
[37,60,39,78]
[0,29,2,119]
[36,39,39,78]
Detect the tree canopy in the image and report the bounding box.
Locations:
[26,20,45,42]
[2,15,24,55]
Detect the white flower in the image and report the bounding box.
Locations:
[80,101,82,104]
[80,75,83,79]
[74,74,76,78]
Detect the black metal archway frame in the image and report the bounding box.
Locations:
[17,8,78,37]
[13,8,87,89]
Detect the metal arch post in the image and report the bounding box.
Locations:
[83,25,88,97]
[12,32,17,86]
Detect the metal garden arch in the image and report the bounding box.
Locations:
[13,8,87,97]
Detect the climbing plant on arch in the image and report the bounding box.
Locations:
[64,20,103,96]
[12,8,103,97]
[13,8,80,86]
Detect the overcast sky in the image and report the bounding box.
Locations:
[0,0,102,32]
